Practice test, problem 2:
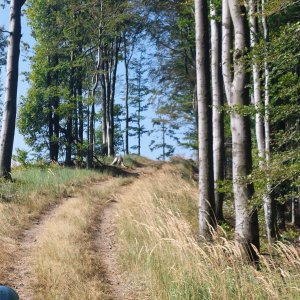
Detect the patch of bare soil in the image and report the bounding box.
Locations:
[94,200,143,300]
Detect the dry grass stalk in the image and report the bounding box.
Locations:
[116,165,300,300]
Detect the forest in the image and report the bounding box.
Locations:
[0,0,299,299]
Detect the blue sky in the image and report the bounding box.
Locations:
[0,4,193,161]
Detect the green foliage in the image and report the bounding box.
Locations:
[128,48,150,154]
[144,0,197,151]
[149,114,179,160]
[12,148,30,166]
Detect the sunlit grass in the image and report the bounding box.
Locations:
[0,165,109,284]
[116,164,300,300]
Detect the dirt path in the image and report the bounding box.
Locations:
[93,168,154,299]
[3,167,152,300]
[6,196,82,299]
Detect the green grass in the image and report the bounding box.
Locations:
[0,166,105,201]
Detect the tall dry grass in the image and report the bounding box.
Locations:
[116,164,300,300]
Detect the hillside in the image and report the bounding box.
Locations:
[0,157,299,299]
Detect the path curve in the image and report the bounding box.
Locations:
[4,166,154,299]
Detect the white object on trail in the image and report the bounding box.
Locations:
[110,156,125,167]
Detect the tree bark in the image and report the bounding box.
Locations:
[77,67,84,161]
[195,0,216,238]
[228,0,260,260]
[123,33,130,155]
[0,0,26,178]
[211,1,225,223]
[65,52,74,167]
[222,0,232,104]
[261,0,277,243]
[137,61,142,156]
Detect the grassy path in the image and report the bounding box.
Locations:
[8,195,87,299]
[2,164,150,299]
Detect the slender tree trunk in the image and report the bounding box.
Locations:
[101,75,108,154]
[195,0,216,238]
[107,38,120,157]
[87,43,101,168]
[53,94,60,161]
[211,1,225,223]
[222,0,232,104]
[87,101,95,168]
[261,0,277,243]
[125,60,130,155]
[123,35,130,155]
[65,117,73,166]
[65,53,74,167]
[228,0,260,260]
[77,72,84,161]
[162,122,166,161]
[74,89,78,153]
[47,56,55,161]
[52,54,60,161]
[0,0,26,178]
[138,65,141,156]
[250,0,276,244]
[249,0,265,162]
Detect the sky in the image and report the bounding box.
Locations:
[0,4,193,161]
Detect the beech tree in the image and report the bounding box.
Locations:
[221,0,231,104]
[211,0,225,223]
[0,0,26,178]
[0,27,6,100]
[249,0,276,244]
[194,0,216,238]
[228,0,260,259]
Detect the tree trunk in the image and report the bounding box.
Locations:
[162,122,166,161]
[277,202,286,231]
[194,0,216,238]
[47,56,55,161]
[249,0,265,162]
[124,35,130,155]
[48,55,59,162]
[101,75,108,155]
[211,1,225,223]
[53,54,60,161]
[261,0,277,243]
[77,72,84,161]
[221,0,232,104]
[228,0,260,260]
[125,60,130,155]
[87,101,95,168]
[138,65,141,156]
[65,117,73,166]
[0,0,26,179]
[65,53,74,167]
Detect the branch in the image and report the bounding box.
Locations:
[0,29,11,34]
